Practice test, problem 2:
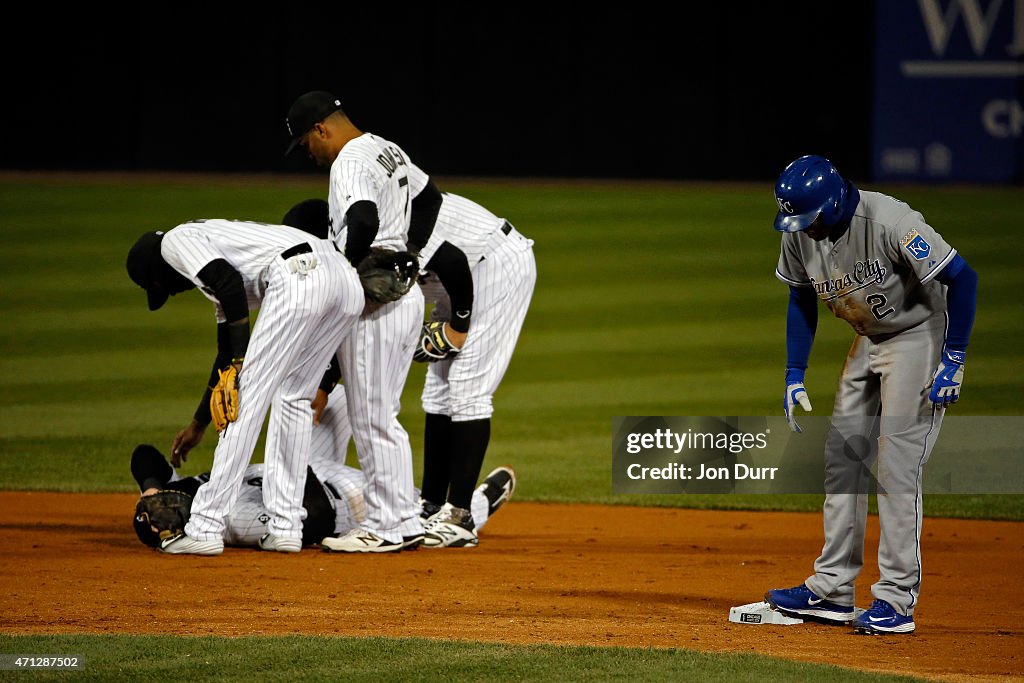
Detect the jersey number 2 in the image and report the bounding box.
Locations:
[866,293,895,320]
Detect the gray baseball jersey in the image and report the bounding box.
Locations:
[161,220,363,545]
[773,191,957,616]
[775,190,956,336]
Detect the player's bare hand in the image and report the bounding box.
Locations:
[784,368,813,433]
[171,420,206,467]
[312,389,329,426]
[443,324,467,351]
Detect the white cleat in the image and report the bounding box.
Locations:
[321,528,402,553]
[258,533,302,553]
[160,533,224,556]
[423,505,478,548]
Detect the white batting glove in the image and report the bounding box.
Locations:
[784,368,812,433]
[929,348,965,408]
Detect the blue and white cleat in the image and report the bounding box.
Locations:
[853,600,916,635]
[765,584,856,624]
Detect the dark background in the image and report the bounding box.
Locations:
[3,5,875,181]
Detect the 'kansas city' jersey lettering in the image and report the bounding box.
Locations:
[775,191,956,336]
[811,259,888,297]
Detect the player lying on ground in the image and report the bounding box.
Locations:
[130,441,516,551]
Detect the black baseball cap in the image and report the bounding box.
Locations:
[126,231,170,311]
[282,198,330,239]
[285,91,343,155]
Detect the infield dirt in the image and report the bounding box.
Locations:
[0,493,1020,682]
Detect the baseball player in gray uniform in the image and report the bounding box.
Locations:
[410,192,536,548]
[284,91,431,552]
[126,219,363,555]
[763,155,978,634]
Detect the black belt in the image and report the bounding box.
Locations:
[281,242,312,259]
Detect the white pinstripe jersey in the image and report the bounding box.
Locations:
[415,192,507,267]
[328,133,429,255]
[776,190,955,336]
[160,219,319,322]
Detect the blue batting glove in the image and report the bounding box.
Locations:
[784,368,812,433]
[929,348,965,407]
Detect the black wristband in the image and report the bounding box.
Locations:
[449,312,471,334]
[319,355,342,394]
[227,321,249,361]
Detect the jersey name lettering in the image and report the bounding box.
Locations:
[811,259,888,297]
[375,146,407,178]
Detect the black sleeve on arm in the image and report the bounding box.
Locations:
[319,354,342,394]
[425,241,475,333]
[408,180,442,252]
[193,323,235,426]
[197,259,250,359]
[345,200,379,266]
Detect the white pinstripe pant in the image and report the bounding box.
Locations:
[422,225,536,421]
[337,288,425,543]
[309,388,498,534]
[185,244,362,542]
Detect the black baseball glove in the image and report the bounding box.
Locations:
[356,248,419,303]
[413,321,462,363]
[132,490,193,548]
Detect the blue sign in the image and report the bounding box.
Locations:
[873,0,1023,183]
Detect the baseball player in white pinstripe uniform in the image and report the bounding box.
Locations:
[129,436,514,551]
[281,193,532,549]
[285,91,429,552]
[126,219,363,555]
[409,192,536,548]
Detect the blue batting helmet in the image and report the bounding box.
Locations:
[773,155,847,233]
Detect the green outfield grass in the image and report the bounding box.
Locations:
[0,635,928,682]
[0,174,1019,682]
[0,174,1021,522]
